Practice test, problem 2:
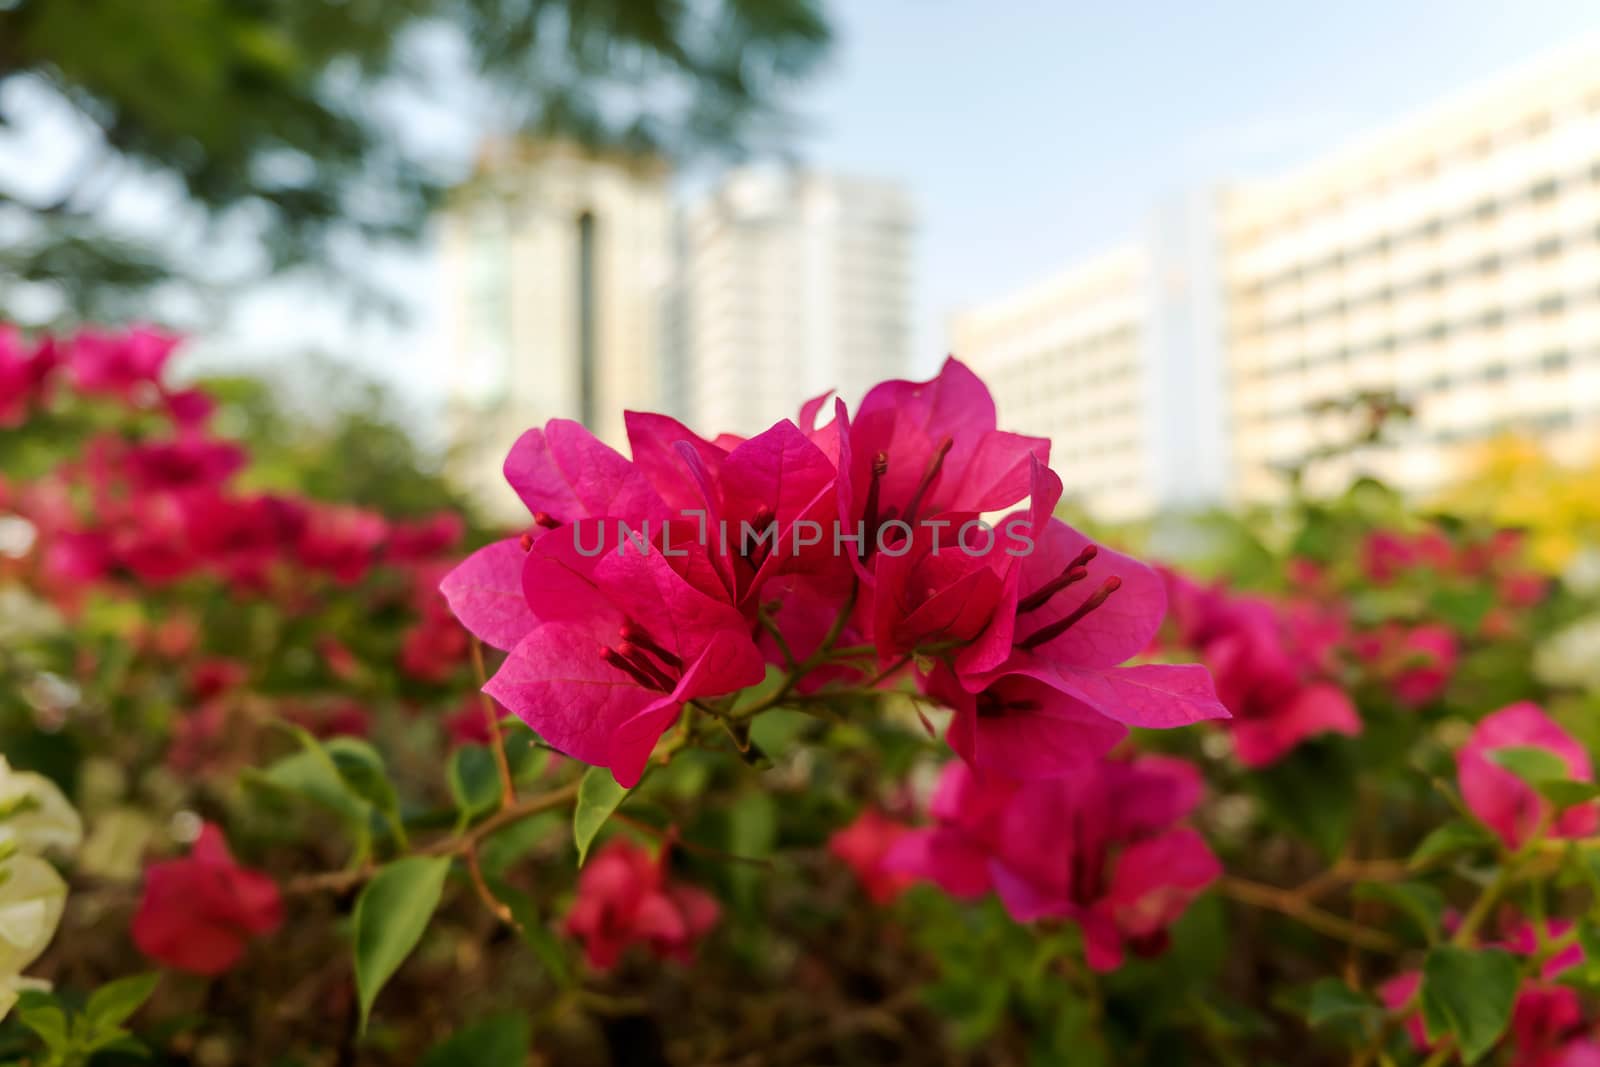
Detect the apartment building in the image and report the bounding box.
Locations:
[1222,45,1600,500]
[680,167,915,435]
[439,140,673,519]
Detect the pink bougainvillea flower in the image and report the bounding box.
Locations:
[1458,702,1598,850]
[624,410,730,513]
[1207,612,1360,767]
[67,326,178,400]
[691,418,841,606]
[439,537,541,652]
[1161,570,1357,768]
[131,822,283,975]
[163,386,215,429]
[828,808,916,903]
[385,513,465,562]
[295,504,388,584]
[0,327,57,427]
[180,492,306,591]
[889,756,1218,970]
[123,435,248,493]
[834,358,1048,552]
[967,506,1229,751]
[868,512,1010,665]
[1386,623,1458,707]
[486,543,764,786]
[564,838,720,971]
[504,418,667,529]
[928,664,1126,780]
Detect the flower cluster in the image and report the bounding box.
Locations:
[886,755,1219,971]
[564,838,720,970]
[1160,570,1360,767]
[442,359,1229,788]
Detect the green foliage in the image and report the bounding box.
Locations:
[1419,946,1519,1064]
[417,1013,530,1067]
[0,0,832,322]
[13,975,157,1067]
[447,743,501,825]
[571,766,629,865]
[352,855,453,1032]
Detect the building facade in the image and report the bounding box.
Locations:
[949,199,1232,524]
[950,248,1158,521]
[1221,45,1600,501]
[679,167,915,435]
[440,141,673,518]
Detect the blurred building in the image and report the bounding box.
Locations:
[950,197,1230,522]
[440,140,673,519]
[950,247,1156,521]
[679,167,915,435]
[1221,45,1600,501]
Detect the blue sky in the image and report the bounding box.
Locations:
[796,1,1600,368]
[25,1,1600,412]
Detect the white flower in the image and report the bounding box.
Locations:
[0,853,68,1020]
[0,758,83,857]
[0,758,79,1022]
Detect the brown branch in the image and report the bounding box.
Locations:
[1217,876,1402,954]
[285,781,579,896]
[470,637,517,809]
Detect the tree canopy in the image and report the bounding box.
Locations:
[0,0,832,325]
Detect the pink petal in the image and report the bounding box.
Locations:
[485,620,659,771]
[1043,663,1231,729]
[440,538,539,651]
[504,419,663,523]
[1014,519,1168,669]
[1104,827,1221,937]
[624,411,728,511]
[1230,683,1361,769]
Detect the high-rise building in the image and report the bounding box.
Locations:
[949,197,1230,522]
[1221,44,1600,501]
[440,141,673,518]
[680,167,915,435]
[950,247,1155,521]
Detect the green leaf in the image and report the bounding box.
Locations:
[1410,819,1496,867]
[257,749,368,822]
[17,1003,70,1054]
[1303,977,1377,1028]
[1420,946,1518,1064]
[85,972,160,1031]
[352,855,452,1032]
[418,1014,531,1067]
[447,744,501,823]
[1353,882,1445,943]
[1536,779,1600,809]
[1488,745,1570,786]
[573,767,629,866]
[325,737,400,820]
